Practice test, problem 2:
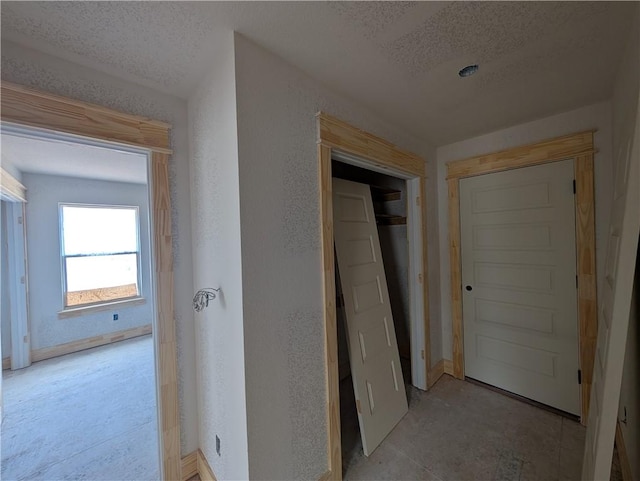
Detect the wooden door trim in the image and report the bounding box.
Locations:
[0,167,27,202]
[317,112,430,480]
[0,81,172,154]
[1,81,181,480]
[318,113,425,177]
[446,130,597,423]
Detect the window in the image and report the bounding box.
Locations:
[60,204,141,308]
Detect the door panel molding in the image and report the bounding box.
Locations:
[0,81,180,481]
[446,131,597,423]
[317,112,430,481]
[460,160,580,415]
[333,178,408,455]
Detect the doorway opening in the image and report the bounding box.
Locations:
[317,112,431,480]
[332,160,414,469]
[1,81,180,479]
[1,129,161,479]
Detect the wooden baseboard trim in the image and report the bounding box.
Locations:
[427,359,445,387]
[197,449,217,481]
[443,359,454,376]
[3,325,152,370]
[615,420,633,481]
[180,449,218,481]
[32,324,152,363]
[181,451,198,481]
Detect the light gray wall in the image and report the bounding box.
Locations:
[613,12,640,478]
[1,41,197,454]
[233,32,436,480]
[1,201,10,359]
[187,32,249,480]
[436,101,614,362]
[23,173,151,349]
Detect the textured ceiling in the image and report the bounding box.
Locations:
[1,134,148,184]
[1,1,636,145]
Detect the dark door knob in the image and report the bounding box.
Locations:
[465,285,473,291]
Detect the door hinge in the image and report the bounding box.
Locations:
[18,216,23,225]
[421,350,425,360]
[578,369,582,385]
[573,179,576,194]
[416,196,420,206]
[356,399,362,413]
[576,275,578,289]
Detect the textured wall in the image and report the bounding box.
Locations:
[436,101,614,361]
[233,33,435,480]
[23,173,152,349]
[613,12,640,479]
[1,41,198,454]
[187,32,249,480]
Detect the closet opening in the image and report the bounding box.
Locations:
[317,112,430,480]
[332,158,414,469]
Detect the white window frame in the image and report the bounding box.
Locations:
[59,202,143,310]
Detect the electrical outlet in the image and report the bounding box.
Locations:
[113,314,118,321]
[216,435,221,456]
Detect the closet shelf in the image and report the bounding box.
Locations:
[370,185,402,202]
[376,214,407,226]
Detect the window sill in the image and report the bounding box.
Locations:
[57,297,146,319]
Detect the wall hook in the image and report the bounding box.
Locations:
[193,287,221,312]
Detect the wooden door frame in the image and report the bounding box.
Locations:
[446,130,597,423]
[317,112,430,481]
[4,199,31,370]
[0,169,30,371]
[0,81,181,480]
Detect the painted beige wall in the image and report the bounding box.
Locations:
[613,13,640,478]
[436,101,613,362]
[233,33,436,480]
[0,40,198,454]
[187,32,250,480]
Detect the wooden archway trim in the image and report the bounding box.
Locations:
[446,130,597,423]
[1,81,172,153]
[1,81,181,480]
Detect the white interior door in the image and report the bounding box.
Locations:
[582,99,640,480]
[460,159,580,415]
[333,178,408,456]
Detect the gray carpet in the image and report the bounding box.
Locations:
[1,335,159,481]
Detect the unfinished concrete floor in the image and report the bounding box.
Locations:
[1,335,159,480]
[341,375,586,481]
